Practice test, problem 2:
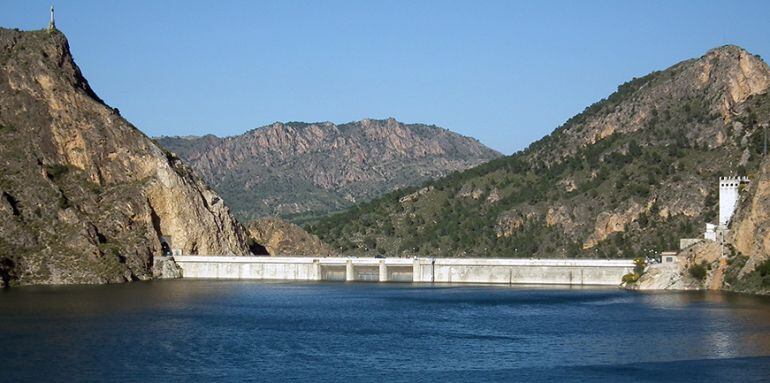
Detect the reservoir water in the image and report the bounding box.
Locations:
[1,281,770,382]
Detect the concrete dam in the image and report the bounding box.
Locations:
[173,256,635,286]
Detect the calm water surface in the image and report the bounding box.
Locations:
[2,281,770,382]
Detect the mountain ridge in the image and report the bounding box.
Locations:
[309,45,770,264]
[157,117,501,223]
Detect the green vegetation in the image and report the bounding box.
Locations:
[309,56,770,259]
[0,123,15,133]
[728,257,770,292]
[622,273,640,284]
[724,254,748,286]
[756,259,770,287]
[157,120,500,224]
[688,262,708,281]
[45,164,70,179]
[310,123,752,258]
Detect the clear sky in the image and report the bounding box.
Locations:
[2,1,769,154]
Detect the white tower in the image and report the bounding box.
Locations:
[718,176,749,228]
[49,5,55,31]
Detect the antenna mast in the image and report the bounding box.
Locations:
[49,5,56,31]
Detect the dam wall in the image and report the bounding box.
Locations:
[412,258,635,285]
[173,256,634,286]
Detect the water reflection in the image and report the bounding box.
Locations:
[1,281,770,382]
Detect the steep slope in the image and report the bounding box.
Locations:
[633,134,770,295]
[722,145,770,294]
[310,46,770,261]
[157,119,501,223]
[246,218,335,256]
[732,156,770,274]
[0,28,255,286]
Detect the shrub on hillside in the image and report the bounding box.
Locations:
[633,257,646,275]
[755,259,770,287]
[622,273,640,284]
[45,164,69,179]
[688,262,708,281]
[756,259,770,276]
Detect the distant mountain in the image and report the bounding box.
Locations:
[309,46,770,267]
[157,119,501,223]
[0,28,257,285]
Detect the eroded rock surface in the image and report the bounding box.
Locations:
[246,218,334,256]
[157,119,500,222]
[0,28,252,285]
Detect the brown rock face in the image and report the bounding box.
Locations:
[495,208,539,238]
[731,156,770,277]
[246,218,334,256]
[157,118,500,223]
[0,29,251,285]
[583,202,645,249]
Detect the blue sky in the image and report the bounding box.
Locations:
[2,1,769,154]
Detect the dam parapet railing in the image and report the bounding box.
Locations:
[172,256,635,286]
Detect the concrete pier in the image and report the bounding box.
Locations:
[379,260,388,282]
[345,260,355,282]
[173,256,634,286]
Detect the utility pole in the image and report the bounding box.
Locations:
[764,124,767,157]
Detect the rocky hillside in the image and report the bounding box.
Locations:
[246,218,335,256]
[635,147,770,295]
[310,46,770,262]
[0,28,259,286]
[727,151,770,293]
[157,119,500,223]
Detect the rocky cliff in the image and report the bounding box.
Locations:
[0,28,255,286]
[721,150,770,294]
[731,156,770,277]
[157,119,501,223]
[310,46,770,263]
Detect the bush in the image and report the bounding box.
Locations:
[724,255,748,286]
[45,164,70,179]
[756,259,770,277]
[57,194,69,209]
[633,257,647,275]
[688,262,707,280]
[755,259,770,287]
[622,273,640,284]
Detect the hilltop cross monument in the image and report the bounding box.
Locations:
[49,5,56,31]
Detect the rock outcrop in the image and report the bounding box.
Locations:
[157,119,500,223]
[0,28,254,285]
[246,218,334,256]
[634,241,720,290]
[583,202,645,249]
[151,256,183,279]
[731,156,770,275]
